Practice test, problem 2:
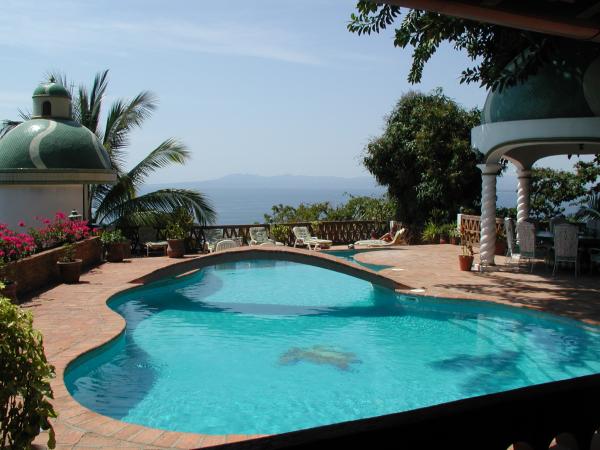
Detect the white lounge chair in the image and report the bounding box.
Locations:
[354,228,406,247]
[214,239,238,252]
[204,228,224,253]
[249,227,283,246]
[292,226,332,250]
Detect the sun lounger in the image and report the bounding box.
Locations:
[249,227,284,246]
[145,241,168,256]
[354,228,406,247]
[292,226,332,250]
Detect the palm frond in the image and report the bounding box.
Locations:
[97,188,215,227]
[0,120,22,139]
[128,138,189,187]
[103,91,157,170]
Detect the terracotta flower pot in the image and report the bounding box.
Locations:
[1,281,18,303]
[106,243,125,262]
[449,237,458,245]
[121,240,132,259]
[439,237,448,244]
[57,260,82,284]
[458,255,474,271]
[167,239,186,258]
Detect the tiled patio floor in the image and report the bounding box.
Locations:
[25,245,599,449]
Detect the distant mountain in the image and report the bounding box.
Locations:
[146,174,385,191]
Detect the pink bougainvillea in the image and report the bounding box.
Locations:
[0,212,95,262]
[0,223,37,262]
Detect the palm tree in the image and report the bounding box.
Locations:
[1,70,215,227]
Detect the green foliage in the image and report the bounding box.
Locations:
[530,167,587,219]
[576,192,600,221]
[165,208,193,239]
[264,195,396,224]
[496,206,517,220]
[348,2,600,91]
[269,225,291,243]
[59,243,76,263]
[326,195,397,222]
[100,229,125,245]
[421,221,440,243]
[0,298,56,449]
[264,202,332,223]
[362,89,482,231]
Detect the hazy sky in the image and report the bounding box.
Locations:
[0,0,586,183]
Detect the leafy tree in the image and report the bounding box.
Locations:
[362,89,482,235]
[530,167,586,219]
[0,71,215,227]
[264,202,332,223]
[326,195,396,222]
[347,1,600,90]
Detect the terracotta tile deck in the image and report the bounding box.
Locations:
[25,245,599,449]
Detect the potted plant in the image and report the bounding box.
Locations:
[166,222,186,258]
[448,226,460,245]
[0,261,17,302]
[421,220,440,244]
[101,229,126,262]
[495,229,507,256]
[270,224,291,246]
[439,224,454,244]
[458,227,474,271]
[57,243,82,284]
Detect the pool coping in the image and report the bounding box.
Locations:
[29,246,598,448]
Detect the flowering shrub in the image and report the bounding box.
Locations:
[0,224,36,262]
[26,212,93,250]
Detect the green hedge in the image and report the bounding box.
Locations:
[0,295,56,449]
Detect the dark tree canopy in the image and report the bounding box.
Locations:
[348,1,600,91]
[363,89,482,233]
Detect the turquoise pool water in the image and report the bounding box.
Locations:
[323,249,392,271]
[65,259,600,435]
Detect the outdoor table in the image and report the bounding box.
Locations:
[534,231,600,271]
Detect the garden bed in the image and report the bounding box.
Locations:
[7,236,102,297]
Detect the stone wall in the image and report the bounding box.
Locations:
[8,237,102,297]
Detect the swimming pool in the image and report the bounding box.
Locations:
[65,259,600,436]
[323,249,393,271]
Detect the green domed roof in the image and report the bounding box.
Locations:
[482,53,600,124]
[33,82,71,98]
[0,119,116,184]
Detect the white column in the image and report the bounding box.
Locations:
[516,169,532,223]
[478,163,502,266]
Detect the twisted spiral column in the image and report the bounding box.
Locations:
[516,169,532,224]
[477,163,502,266]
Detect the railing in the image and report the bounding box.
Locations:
[459,214,505,244]
[201,373,600,450]
[122,220,389,253]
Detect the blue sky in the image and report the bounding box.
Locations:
[0,0,585,184]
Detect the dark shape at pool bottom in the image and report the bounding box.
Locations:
[279,345,361,371]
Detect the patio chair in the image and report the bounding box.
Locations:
[214,239,238,252]
[354,228,406,248]
[552,223,579,277]
[549,214,568,233]
[292,226,332,250]
[249,227,283,246]
[504,218,517,264]
[515,221,537,272]
[204,228,224,253]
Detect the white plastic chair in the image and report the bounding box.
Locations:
[504,218,517,264]
[249,227,283,246]
[292,226,332,250]
[552,223,579,277]
[214,239,238,252]
[516,221,536,272]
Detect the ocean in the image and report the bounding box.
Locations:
[137,186,521,224]
[163,188,386,224]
